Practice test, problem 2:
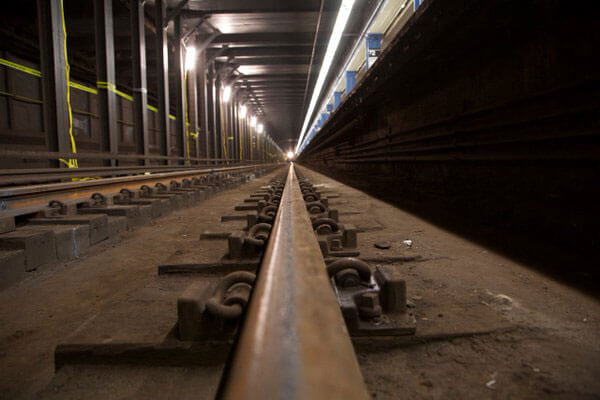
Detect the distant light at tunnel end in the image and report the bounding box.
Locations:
[286,151,295,160]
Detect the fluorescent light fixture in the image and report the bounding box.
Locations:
[222,85,232,102]
[239,104,247,118]
[286,151,295,159]
[257,123,264,134]
[295,0,356,153]
[250,115,257,127]
[184,46,197,71]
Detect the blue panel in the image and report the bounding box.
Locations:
[365,33,383,69]
[414,0,421,11]
[345,71,357,93]
[333,91,342,110]
[326,104,333,113]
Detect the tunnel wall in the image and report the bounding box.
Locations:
[299,0,600,289]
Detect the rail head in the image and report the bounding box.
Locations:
[222,163,369,400]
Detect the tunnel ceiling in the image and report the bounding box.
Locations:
[163,0,345,151]
[0,0,376,151]
[175,0,340,151]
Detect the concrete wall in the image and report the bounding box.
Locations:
[300,0,600,291]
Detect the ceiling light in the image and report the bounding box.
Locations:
[184,46,197,71]
[222,85,232,102]
[257,123,264,134]
[239,105,247,118]
[250,116,257,127]
[295,0,356,153]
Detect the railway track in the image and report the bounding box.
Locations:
[12,163,416,398]
[0,164,276,220]
[3,163,596,399]
[220,164,369,399]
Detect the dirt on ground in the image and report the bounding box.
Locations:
[297,165,600,400]
[1,165,599,399]
[0,168,286,399]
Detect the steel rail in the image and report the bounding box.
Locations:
[0,164,277,218]
[0,165,264,186]
[0,149,245,163]
[222,163,369,400]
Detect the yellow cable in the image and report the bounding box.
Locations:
[60,0,78,169]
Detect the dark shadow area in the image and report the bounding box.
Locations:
[298,0,600,298]
[303,162,600,299]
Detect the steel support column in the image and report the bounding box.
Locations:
[206,61,215,163]
[233,98,239,161]
[198,50,210,162]
[228,99,234,161]
[130,0,149,165]
[213,68,222,162]
[188,64,199,161]
[37,0,70,167]
[94,0,119,166]
[174,15,188,164]
[154,0,170,163]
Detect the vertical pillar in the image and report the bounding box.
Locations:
[37,0,70,167]
[248,118,251,161]
[365,33,383,69]
[333,91,342,110]
[206,60,215,162]
[94,0,119,166]
[174,15,187,164]
[345,71,356,93]
[212,69,221,162]
[225,99,235,160]
[233,98,239,162]
[155,0,170,163]
[188,65,199,162]
[197,50,208,161]
[130,0,149,165]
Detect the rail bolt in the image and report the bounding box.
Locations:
[354,292,382,319]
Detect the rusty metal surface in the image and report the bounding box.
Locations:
[0,164,277,217]
[222,163,369,400]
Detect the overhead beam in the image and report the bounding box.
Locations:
[221,57,310,66]
[177,0,334,14]
[165,0,190,27]
[240,74,307,81]
[209,45,318,58]
[210,32,323,47]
